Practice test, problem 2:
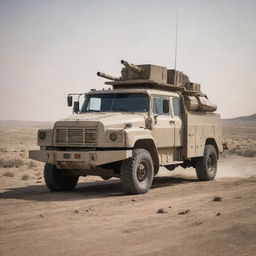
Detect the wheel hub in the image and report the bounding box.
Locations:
[137,162,148,182]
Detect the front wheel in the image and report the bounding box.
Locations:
[120,149,154,194]
[195,144,218,181]
[44,164,79,192]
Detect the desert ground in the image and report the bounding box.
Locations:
[0,119,255,256]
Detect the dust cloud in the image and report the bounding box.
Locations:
[217,156,256,178]
[158,156,256,179]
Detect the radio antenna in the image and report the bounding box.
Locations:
[174,14,178,85]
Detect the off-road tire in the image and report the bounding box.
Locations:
[195,144,218,181]
[44,164,79,192]
[120,148,154,194]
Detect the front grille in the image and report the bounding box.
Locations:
[56,129,66,143]
[85,129,98,143]
[55,128,97,146]
[68,129,83,145]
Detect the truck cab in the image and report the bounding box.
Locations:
[29,60,223,194]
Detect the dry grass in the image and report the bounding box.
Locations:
[0,158,24,168]
[229,147,256,157]
[21,174,29,180]
[240,149,256,157]
[3,171,14,177]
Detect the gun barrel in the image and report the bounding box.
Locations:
[121,59,143,74]
[97,72,119,81]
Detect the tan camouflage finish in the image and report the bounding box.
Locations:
[29,60,223,174]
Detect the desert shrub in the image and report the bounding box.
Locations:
[21,174,29,180]
[239,149,256,157]
[0,158,4,167]
[0,158,24,168]
[229,147,238,154]
[3,171,14,177]
[27,161,37,168]
[229,147,256,157]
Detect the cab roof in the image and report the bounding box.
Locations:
[87,88,180,98]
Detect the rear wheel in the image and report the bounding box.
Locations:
[195,144,218,181]
[120,149,154,194]
[44,164,79,192]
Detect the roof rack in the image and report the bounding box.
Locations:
[97,59,205,96]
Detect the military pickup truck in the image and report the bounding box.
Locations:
[29,59,223,194]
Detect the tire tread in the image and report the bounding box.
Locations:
[120,149,153,194]
[195,144,217,181]
[44,164,79,192]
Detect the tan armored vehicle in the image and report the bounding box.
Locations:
[29,60,223,194]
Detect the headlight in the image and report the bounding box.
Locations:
[106,130,123,143]
[39,131,46,140]
[110,133,117,141]
[37,129,52,146]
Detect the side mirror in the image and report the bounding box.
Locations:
[73,101,80,114]
[67,95,73,107]
[163,99,169,113]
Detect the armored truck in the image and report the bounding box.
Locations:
[29,60,223,194]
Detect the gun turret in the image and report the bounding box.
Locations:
[97,72,120,81]
[121,59,143,74]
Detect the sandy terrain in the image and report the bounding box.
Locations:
[0,121,256,256]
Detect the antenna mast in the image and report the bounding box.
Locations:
[174,14,178,85]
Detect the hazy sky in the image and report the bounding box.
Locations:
[0,0,255,120]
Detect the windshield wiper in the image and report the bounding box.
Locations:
[87,110,101,112]
[113,108,130,112]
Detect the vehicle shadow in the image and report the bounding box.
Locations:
[0,175,198,202]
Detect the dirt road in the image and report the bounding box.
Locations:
[0,126,256,256]
[1,164,256,256]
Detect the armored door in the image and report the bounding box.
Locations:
[151,96,175,148]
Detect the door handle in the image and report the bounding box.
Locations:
[169,120,175,125]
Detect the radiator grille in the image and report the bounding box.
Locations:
[56,129,66,143]
[55,128,97,146]
[67,129,83,145]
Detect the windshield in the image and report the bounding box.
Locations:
[81,93,149,113]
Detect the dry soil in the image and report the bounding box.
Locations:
[0,122,255,256]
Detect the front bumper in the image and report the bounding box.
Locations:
[29,149,132,170]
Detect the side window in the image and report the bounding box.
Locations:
[172,98,181,117]
[152,97,170,115]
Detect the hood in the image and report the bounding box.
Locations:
[55,112,146,128]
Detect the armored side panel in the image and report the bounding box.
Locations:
[184,112,223,158]
[121,64,167,84]
[167,70,190,86]
[185,82,201,92]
